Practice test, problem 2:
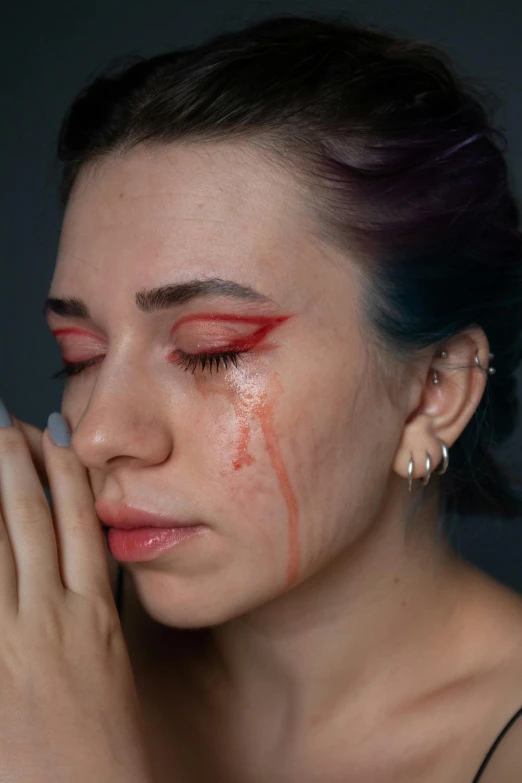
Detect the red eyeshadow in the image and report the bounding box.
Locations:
[171,314,292,354]
[171,314,291,328]
[50,327,107,342]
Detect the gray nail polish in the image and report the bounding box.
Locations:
[48,412,71,447]
[0,399,13,428]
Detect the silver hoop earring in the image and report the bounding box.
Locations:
[422,451,432,486]
[408,452,414,492]
[435,439,449,475]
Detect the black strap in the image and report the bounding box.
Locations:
[471,704,522,782]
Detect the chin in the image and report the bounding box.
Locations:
[129,567,284,629]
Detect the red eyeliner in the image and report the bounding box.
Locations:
[51,314,293,359]
[172,314,292,353]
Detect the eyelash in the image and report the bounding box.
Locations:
[48,350,244,380]
[173,350,242,374]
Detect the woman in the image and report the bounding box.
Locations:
[9,12,522,782]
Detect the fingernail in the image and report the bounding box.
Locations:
[48,412,71,447]
[0,399,13,428]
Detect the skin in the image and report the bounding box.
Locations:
[41,141,522,781]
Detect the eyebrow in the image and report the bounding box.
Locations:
[42,277,275,320]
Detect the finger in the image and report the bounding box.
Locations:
[43,414,113,601]
[0,414,63,610]
[10,415,48,489]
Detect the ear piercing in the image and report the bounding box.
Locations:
[432,349,495,384]
[408,440,449,491]
[477,349,496,374]
[409,346,495,489]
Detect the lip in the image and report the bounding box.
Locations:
[95,500,198,530]
[106,525,207,562]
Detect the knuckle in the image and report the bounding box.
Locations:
[75,591,122,646]
[10,494,50,524]
[0,427,27,455]
[37,602,65,643]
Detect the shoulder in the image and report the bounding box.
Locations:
[434,570,522,781]
[440,566,522,779]
[385,567,522,782]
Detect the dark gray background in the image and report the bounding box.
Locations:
[3,0,521,589]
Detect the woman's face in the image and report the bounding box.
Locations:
[45,142,406,626]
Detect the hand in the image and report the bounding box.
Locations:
[0,408,155,783]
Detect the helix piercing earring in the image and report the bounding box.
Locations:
[435,349,496,381]
[432,348,449,384]
[476,349,496,374]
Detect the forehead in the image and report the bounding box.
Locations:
[50,141,359,327]
[55,142,305,279]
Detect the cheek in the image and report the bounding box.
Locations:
[190,370,302,590]
[184,376,282,517]
[276,367,391,563]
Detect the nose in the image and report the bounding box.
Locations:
[69,388,174,474]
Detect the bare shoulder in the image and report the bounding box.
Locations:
[463,564,522,665]
[465,570,522,780]
[414,566,522,782]
[357,565,522,783]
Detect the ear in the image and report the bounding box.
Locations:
[392,327,492,484]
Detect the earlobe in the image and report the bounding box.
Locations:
[406,440,449,492]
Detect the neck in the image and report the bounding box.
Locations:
[198,482,471,734]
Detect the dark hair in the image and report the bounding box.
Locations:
[54,12,522,540]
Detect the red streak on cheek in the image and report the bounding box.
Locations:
[225,385,300,587]
[194,373,300,588]
[232,397,255,470]
[195,379,255,471]
[252,392,300,591]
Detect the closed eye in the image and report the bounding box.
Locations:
[49,350,245,380]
